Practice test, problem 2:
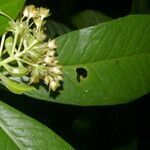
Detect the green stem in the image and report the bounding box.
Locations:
[0,40,38,67]
[18,38,23,53]
[11,33,18,56]
[0,33,6,57]
[17,58,36,67]
[16,40,38,57]
[0,11,14,22]
[0,57,14,67]
[0,72,8,82]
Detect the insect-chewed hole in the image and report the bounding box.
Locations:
[76,67,88,83]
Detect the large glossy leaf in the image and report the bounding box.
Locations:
[0,0,25,35]
[71,10,112,29]
[0,100,74,149]
[25,15,150,106]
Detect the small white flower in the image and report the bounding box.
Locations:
[51,66,62,75]
[53,60,59,65]
[47,50,55,57]
[0,5,63,92]
[30,69,40,83]
[50,80,58,91]
[33,30,47,41]
[23,6,29,17]
[39,7,50,20]
[57,75,63,81]
[44,76,50,85]
[44,56,54,64]
[25,5,38,19]
[34,18,42,30]
[47,39,57,49]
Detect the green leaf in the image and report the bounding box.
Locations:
[71,10,112,29]
[0,0,25,36]
[3,78,35,94]
[26,15,150,106]
[46,19,71,38]
[0,74,35,94]
[0,100,74,149]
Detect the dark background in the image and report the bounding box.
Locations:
[26,0,132,24]
[1,0,150,149]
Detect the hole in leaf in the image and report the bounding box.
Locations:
[76,67,87,83]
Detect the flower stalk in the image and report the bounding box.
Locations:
[0,5,63,91]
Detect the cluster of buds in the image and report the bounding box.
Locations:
[0,5,63,91]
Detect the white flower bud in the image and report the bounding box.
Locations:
[44,56,55,64]
[0,5,63,92]
[30,69,40,83]
[57,75,63,81]
[53,60,59,65]
[51,66,62,75]
[47,39,57,49]
[26,5,38,19]
[34,18,42,30]
[39,7,50,20]
[47,50,55,57]
[44,76,50,85]
[33,30,47,41]
[50,80,58,91]
[23,7,29,17]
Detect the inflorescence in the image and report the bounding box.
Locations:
[0,5,63,91]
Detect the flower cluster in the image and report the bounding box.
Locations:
[0,5,63,91]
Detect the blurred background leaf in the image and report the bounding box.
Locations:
[71,10,112,29]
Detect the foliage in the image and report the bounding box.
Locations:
[0,0,149,149]
[27,15,150,106]
[71,9,112,29]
